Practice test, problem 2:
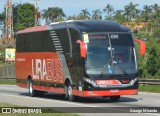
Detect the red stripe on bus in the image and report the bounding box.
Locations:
[33,85,64,94]
[73,89,138,97]
[16,82,137,97]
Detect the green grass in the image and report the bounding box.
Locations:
[0,80,16,85]
[139,84,160,93]
[0,103,79,116]
[0,62,15,67]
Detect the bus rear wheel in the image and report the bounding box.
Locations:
[110,96,120,101]
[28,79,37,97]
[65,82,75,102]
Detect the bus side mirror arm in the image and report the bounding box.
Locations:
[134,39,146,56]
[76,40,86,58]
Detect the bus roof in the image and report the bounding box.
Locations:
[49,20,131,33]
[17,20,131,34]
[17,25,49,34]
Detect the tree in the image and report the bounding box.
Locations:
[0,5,6,21]
[79,9,91,20]
[146,44,160,77]
[67,15,78,20]
[112,10,127,24]
[42,9,49,24]
[15,3,35,31]
[42,7,66,24]
[114,10,123,15]
[92,9,102,20]
[123,6,130,20]
[103,4,114,18]
[151,3,160,19]
[124,2,140,20]
[142,5,152,22]
[12,3,21,32]
[150,4,160,32]
[0,13,5,21]
[153,27,160,39]
[0,3,35,32]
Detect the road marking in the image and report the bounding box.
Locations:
[0,86,22,89]
[139,92,160,95]
[145,113,160,116]
[0,87,27,91]
[0,93,160,115]
[0,93,97,107]
[0,86,160,115]
[0,93,132,113]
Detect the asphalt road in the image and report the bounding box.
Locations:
[0,85,160,116]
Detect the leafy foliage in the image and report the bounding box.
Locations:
[0,12,5,20]
[103,4,114,18]
[145,40,160,78]
[12,3,20,31]
[42,7,66,24]
[15,3,35,31]
[92,9,102,20]
[79,9,91,20]
[112,10,128,24]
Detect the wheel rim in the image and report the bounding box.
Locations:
[68,85,72,97]
[29,81,33,94]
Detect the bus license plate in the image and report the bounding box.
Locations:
[110,89,119,94]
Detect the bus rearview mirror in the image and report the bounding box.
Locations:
[76,40,86,58]
[134,39,146,55]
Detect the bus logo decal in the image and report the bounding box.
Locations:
[32,59,63,82]
[96,80,121,86]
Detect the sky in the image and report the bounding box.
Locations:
[1,0,160,16]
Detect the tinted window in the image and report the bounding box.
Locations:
[16,31,54,52]
[69,28,81,65]
[109,34,134,46]
[69,28,81,56]
[55,29,70,54]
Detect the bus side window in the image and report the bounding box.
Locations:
[41,31,53,52]
[56,29,70,55]
[69,28,82,66]
[25,33,31,52]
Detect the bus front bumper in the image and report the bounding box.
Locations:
[73,89,138,97]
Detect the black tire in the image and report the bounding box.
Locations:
[36,91,45,96]
[28,79,37,97]
[110,96,120,101]
[65,82,75,102]
[64,85,68,100]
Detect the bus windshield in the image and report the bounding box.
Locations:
[85,33,137,76]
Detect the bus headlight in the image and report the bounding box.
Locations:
[84,78,98,87]
[130,78,138,85]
